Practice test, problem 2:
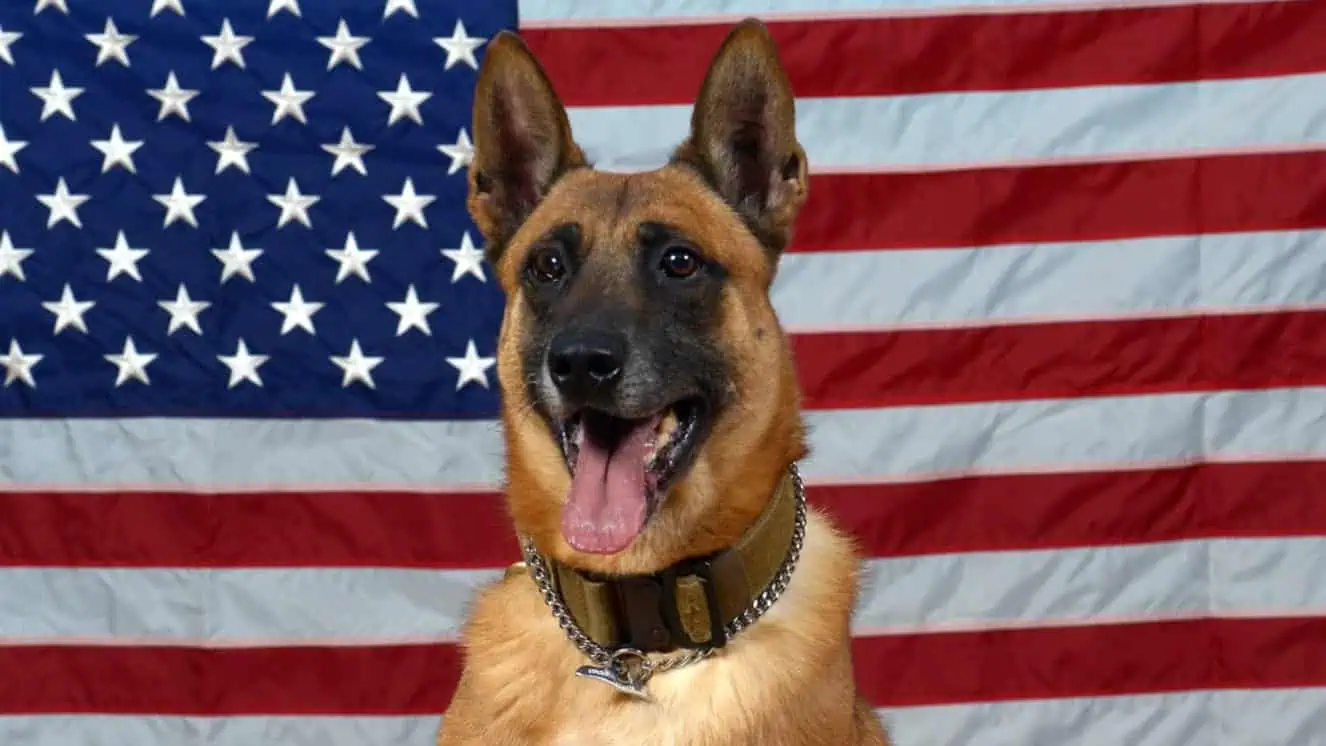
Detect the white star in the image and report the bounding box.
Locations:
[36,178,90,228]
[386,284,439,336]
[382,177,435,229]
[33,0,68,15]
[158,284,210,335]
[267,0,301,18]
[267,178,319,228]
[90,124,144,173]
[0,231,33,281]
[212,232,263,283]
[96,231,150,282]
[0,124,27,173]
[441,231,487,283]
[262,72,315,125]
[447,340,496,390]
[0,340,42,388]
[326,231,378,284]
[330,339,383,389]
[217,339,268,388]
[150,0,185,17]
[317,19,369,71]
[321,126,373,177]
[31,69,83,121]
[104,337,157,387]
[382,0,417,18]
[271,284,323,335]
[201,19,251,70]
[85,18,137,67]
[434,20,485,71]
[0,26,20,66]
[153,176,206,228]
[207,125,257,174]
[377,74,431,127]
[41,283,95,335]
[147,71,199,121]
[437,128,473,176]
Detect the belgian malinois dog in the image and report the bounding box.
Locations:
[437,18,891,746]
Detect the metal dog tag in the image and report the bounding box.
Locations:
[574,649,654,700]
[575,663,651,700]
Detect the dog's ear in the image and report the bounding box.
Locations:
[468,31,587,265]
[673,18,808,256]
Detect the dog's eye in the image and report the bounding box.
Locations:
[526,245,567,284]
[659,246,703,279]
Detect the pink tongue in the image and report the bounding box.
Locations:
[561,416,661,554]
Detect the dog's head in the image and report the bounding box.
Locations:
[468,19,809,575]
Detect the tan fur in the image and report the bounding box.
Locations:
[439,18,891,746]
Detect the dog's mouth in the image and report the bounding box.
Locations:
[555,397,707,555]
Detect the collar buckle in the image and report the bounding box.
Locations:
[657,555,728,651]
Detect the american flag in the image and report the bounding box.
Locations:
[1,0,1324,743]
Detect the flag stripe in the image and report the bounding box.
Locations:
[522,2,1326,105]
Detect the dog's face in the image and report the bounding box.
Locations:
[467,20,810,575]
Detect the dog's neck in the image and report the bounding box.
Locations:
[523,468,804,658]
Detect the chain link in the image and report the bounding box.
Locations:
[519,464,809,682]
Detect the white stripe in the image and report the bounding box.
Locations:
[3,688,1324,745]
[565,73,1326,172]
[3,537,1321,642]
[3,387,1325,488]
[773,229,1326,331]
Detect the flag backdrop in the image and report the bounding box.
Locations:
[1,0,1325,743]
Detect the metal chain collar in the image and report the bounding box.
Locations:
[518,463,809,692]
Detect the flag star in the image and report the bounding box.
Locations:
[85,18,137,67]
[317,19,369,71]
[36,178,90,228]
[262,72,315,125]
[148,71,199,121]
[377,73,431,126]
[386,284,440,336]
[0,340,42,388]
[321,126,373,176]
[212,232,263,283]
[0,26,20,65]
[383,177,436,229]
[153,176,206,228]
[207,125,257,174]
[158,283,210,335]
[447,340,496,390]
[42,283,95,335]
[33,0,68,15]
[217,339,268,388]
[96,230,150,282]
[104,337,157,387]
[437,128,473,176]
[382,0,417,19]
[0,231,34,281]
[326,231,378,284]
[267,0,301,18]
[267,178,320,228]
[150,0,185,17]
[0,124,27,173]
[441,231,487,283]
[31,69,83,121]
[90,124,144,173]
[271,284,323,335]
[330,339,383,389]
[434,20,485,71]
[201,19,252,69]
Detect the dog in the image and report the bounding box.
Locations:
[437,18,892,746]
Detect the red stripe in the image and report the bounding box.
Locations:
[5,459,1323,567]
[792,149,1326,252]
[3,617,1322,713]
[522,2,1326,106]
[793,309,1326,409]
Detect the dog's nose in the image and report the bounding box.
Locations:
[547,329,627,399]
